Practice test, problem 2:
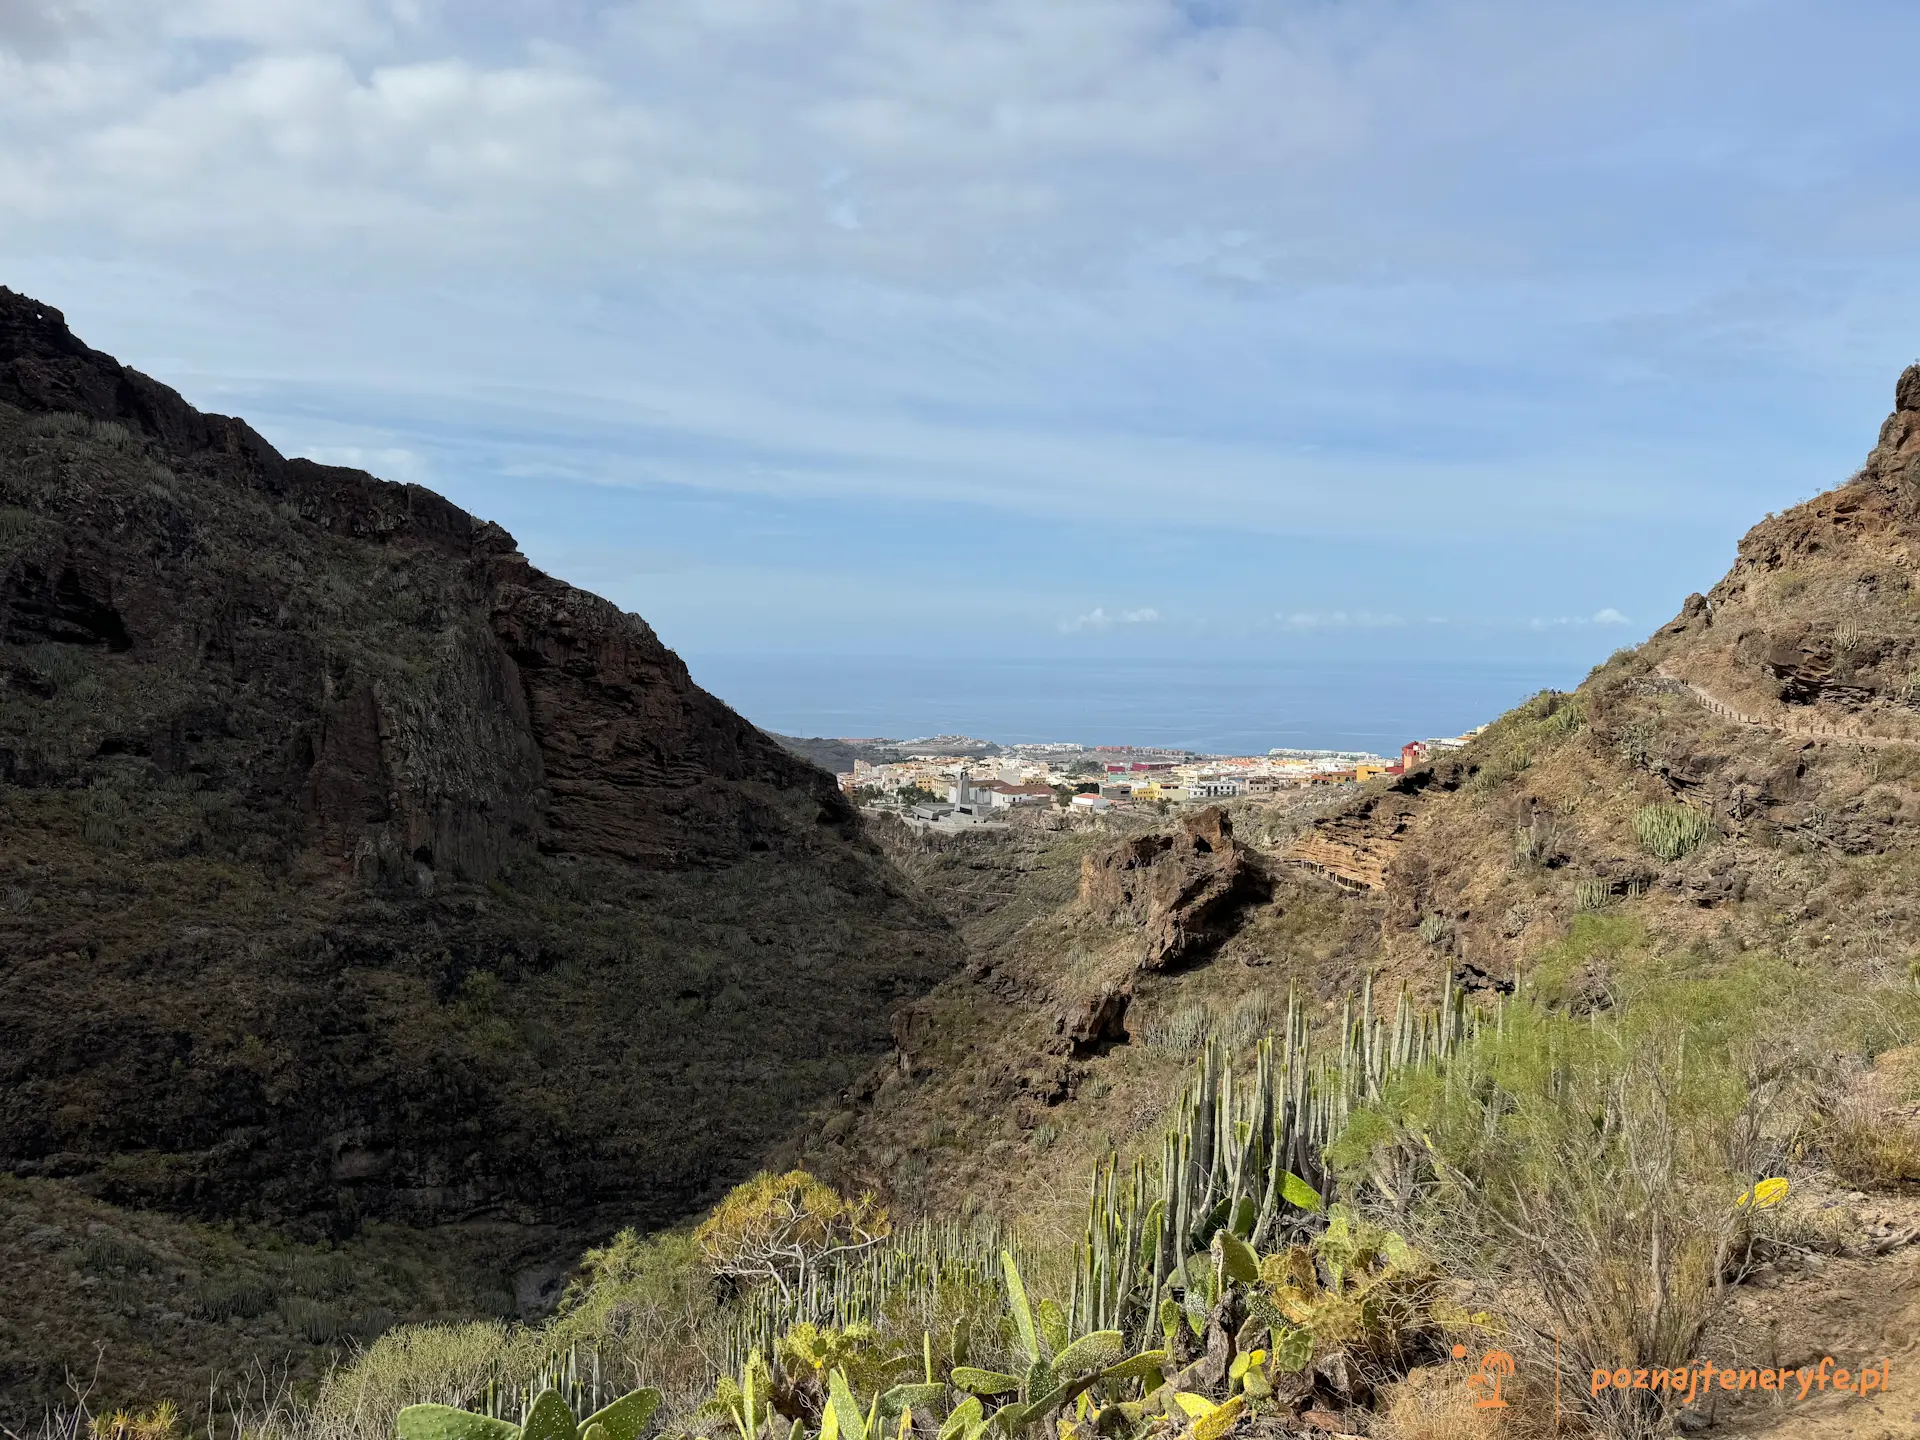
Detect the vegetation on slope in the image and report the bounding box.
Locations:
[16,331,1920,1440]
[0,292,959,1423]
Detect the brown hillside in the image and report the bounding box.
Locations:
[0,287,959,1246]
[1651,361,1920,734]
[809,365,1920,1247]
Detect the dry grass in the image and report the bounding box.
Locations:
[1762,1193,1865,1257]
[1818,1045,1920,1187]
[1823,1099,1920,1186]
[1373,1365,1565,1440]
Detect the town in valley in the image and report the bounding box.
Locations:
[812,729,1486,826]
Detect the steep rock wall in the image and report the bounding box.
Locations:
[0,288,959,1233]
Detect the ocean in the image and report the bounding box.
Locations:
[682,653,1589,756]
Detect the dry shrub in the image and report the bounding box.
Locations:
[1764,1195,1862,1256]
[1818,1049,1920,1186]
[309,1322,520,1438]
[1374,1365,1561,1440]
[1823,1097,1920,1184]
[693,1171,889,1297]
[1333,954,1808,1440]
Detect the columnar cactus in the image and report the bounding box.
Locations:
[398,1388,662,1440]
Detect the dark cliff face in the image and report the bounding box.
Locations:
[0,287,958,1234]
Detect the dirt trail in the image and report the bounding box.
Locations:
[1715,1249,1920,1438]
[1653,664,1915,748]
[1706,1185,1920,1440]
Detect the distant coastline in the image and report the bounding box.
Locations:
[689,652,1583,757]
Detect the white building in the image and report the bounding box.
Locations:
[945,770,1001,821]
[1185,776,1244,800]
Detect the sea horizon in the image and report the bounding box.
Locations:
[684,652,1591,757]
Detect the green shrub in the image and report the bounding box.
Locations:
[89,419,137,448]
[0,506,38,550]
[1416,915,1453,947]
[1141,1001,1210,1052]
[1511,817,1561,869]
[80,1233,154,1275]
[1633,803,1712,860]
[83,787,127,848]
[1574,878,1613,912]
[283,1249,359,1296]
[1615,721,1658,771]
[1467,746,1530,794]
[195,1273,277,1321]
[1538,693,1586,738]
[281,1296,350,1344]
[27,410,91,437]
[1333,959,1805,1436]
[25,643,91,689]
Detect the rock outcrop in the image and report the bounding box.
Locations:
[1078,806,1268,967]
[0,287,958,1233]
[1052,982,1132,1057]
[1652,363,1920,733]
[1283,766,1464,891]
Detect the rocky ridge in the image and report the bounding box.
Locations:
[0,287,958,1244]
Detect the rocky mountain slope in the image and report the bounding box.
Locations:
[805,365,1920,1252]
[0,287,958,1250]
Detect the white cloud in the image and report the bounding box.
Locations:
[1,0,1913,667]
[1530,608,1633,629]
[1061,605,1160,632]
[1274,610,1406,630]
[0,1,1748,283]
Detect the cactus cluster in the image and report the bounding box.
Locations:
[387,977,1492,1440]
[714,1218,1019,1385]
[1632,803,1712,861]
[1069,978,1472,1349]
[399,1387,662,1440]
[448,1351,649,1435]
[674,1215,1471,1440]
[691,1252,1167,1440]
[1573,878,1613,912]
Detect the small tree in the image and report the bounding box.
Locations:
[693,1171,890,1298]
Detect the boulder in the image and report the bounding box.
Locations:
[1078,807,1268,968]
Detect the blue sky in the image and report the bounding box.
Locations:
[3,0,1918,681]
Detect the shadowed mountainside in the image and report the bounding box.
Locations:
[0,287,959,1244]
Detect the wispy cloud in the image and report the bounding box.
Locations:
[1061,606,1161,633]
[3,1,1915,667]
[1530,608,1633,629]
[1273,610,1407,631]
